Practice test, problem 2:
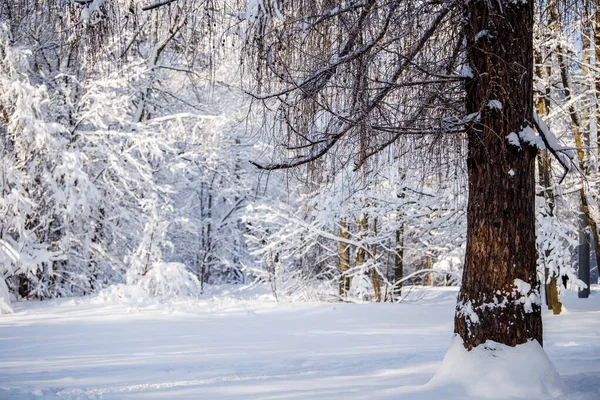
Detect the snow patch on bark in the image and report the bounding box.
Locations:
[459,64,474,78]
[428,336,567,399]
[487,100,502,111]
[507,125,546,150]
[475,30,493,42]
[506,132,521,148]
[456,300,480,324]
[518,125,540,147]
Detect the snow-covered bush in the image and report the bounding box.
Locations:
[0,277,13,314]
[244,156,467,302]
[134,263,202,299]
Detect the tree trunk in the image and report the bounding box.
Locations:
[455,0,543,350]
[356,213,381,302]
[541,151,562,314]
[356,214,367,266]
[579,208,591,298]
[394,223,404,299]
[595,0,600,160]
[338,219,351,298]
[535,49,562,314]
[427,254,433,286]
[557,43,600,284]
[372,218,381,302]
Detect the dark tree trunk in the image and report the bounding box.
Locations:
[455,0,543,350]
[393,223,404,299]
[578,208,591,298]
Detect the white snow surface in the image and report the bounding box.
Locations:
[429,337,565,398]
[1,285,599,399]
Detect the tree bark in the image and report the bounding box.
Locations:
[356,214,367,266]
[372,218,381,302]
[356,213,381,302]
[427,254,433,286]
[394,222,404,299]
[535,49,562,314]
[338,219,351,297]
[578,207,591,298]
[455,0,543,350]
[557,43,600,285]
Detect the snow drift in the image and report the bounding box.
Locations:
[428,336,567,399]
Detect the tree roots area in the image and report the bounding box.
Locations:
[1,286,599,400]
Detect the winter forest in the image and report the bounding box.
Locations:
[0,0,599,398]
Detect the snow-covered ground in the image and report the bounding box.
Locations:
[0,286,599,399]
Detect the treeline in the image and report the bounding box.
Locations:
[0,0,595,310]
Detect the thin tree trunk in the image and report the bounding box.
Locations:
[338,219,351,298]
[427,254,433,286]
[579,208,591,298]
[394,222,404,299]
[356,214,367,267]
[372,218,381,302]
[557,44,600,286]
[455,0,543,349]
[595,0,600,160]
[535,49,562,314]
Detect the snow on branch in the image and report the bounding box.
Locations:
[533,112,576,184]
[142,0,178,11]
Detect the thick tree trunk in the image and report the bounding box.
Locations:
[338,219,351,297]
[455,0,543,350]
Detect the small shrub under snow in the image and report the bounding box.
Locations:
[97,262,202,305]
[130,262,201,299]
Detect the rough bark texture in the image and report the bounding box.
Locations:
[338,219,351,297]
[454,0,543,350]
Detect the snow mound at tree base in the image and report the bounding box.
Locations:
[427,335,567,399]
